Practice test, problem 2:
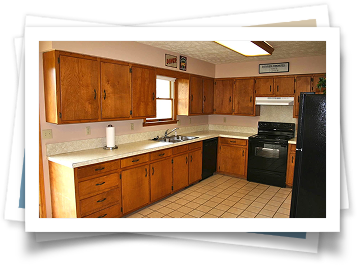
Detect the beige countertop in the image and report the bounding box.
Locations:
[288,137,297,145]
[48,130,254,168]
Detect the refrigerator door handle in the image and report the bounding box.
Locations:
[296,148,303,152]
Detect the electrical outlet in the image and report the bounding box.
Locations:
[177,120,181,126]
[42,129,53,139]
[189,118,192,124]
[86,126,91,135]
[223,117,227,123]
[130,123,134,130]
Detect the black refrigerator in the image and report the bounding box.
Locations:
[290,93,326,218]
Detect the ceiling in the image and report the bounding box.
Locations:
[138,41,326,65]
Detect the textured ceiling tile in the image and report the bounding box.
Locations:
[138,41,326,64]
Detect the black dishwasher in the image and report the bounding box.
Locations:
[202,138,218,180]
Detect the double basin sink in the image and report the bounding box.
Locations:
[153,135,199,143]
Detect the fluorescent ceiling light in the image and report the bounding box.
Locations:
[215,41,274,56]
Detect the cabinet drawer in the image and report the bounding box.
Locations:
[78,173,120,199]
[121,153,150,168]
[82,204,121,218]
[220,138,247,146]
[150,148,172,161]
[76,160,120,180]
[172,144,188,155]
[188,141,202,150]
[79,188,121,216]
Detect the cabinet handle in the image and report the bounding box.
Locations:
[292,156,294,163]
[95,182,106,186]
[152,92,155,101]
[94,89,97,99]
[312,86,314,91]
[191,155,193,162]
[97,198,107,203]
[277,85,279,92]
[152,167,154,175]
[98,214,107,218]
[270,85,271,92]
[191,95,193,101]
[132,159,140,162]
[204,96,206,102]
[95,167,105,171]
[242,150,245,156]
[298,96,299,103]
[229,96,231,102]
[104,90,106,100]
[145,168,147,177]
[158,153,165,157]
[186,156,188,164]
[250,96,252,102]
[230,140,236,143]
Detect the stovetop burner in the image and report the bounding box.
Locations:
[249,121,295,142]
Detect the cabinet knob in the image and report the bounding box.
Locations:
[277,85,279,92]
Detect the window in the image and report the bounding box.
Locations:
[144,75,177,126]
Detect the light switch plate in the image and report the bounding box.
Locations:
[130,123,134,130]
[223,117,227,123]
[86,126,91,135]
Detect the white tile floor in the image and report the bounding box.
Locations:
[126,174,292,218]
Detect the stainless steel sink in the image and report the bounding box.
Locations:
[153,135,199,143]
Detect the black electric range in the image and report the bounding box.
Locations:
[247,122,295,187]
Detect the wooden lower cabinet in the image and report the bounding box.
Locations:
[172,153,189,193]
[49,141,204,218]
[286,144,296,187]
[217,138,248,179]
[121,165,150,215]
[150,158,173,202]
[188,149,203,185]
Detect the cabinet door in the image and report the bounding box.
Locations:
[214,79,233,114]
[294,76,311,118]
[203,78,214,114]
[101,62,131,119]
[188,149,202,185]
[59,55,99,122]
[255,78,274,96]
[172,154,189,193]
[275,76,295,96]
[233,78,255,115]
[150,158,173,202]
[218,145,246,177]
[311,74,326,93]
[131,66,156,118]
[121,165,150,214]
[286,152,296,186]
[190,76,203,114]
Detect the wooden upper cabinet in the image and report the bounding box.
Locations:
[43,50,101,124]
[311,73,326,93]
[60,54,100,122]
[101,61,131,120]
[190,75,203,114]
[131,65,156,118]
[233,78,255,115]
[274,76,295,96]
[294,75,312,118]
[214,79,233,114]
[203,78,214,114]
[255,77,274,96]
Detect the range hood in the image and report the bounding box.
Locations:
[255,97,294,106]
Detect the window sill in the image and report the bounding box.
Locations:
[143,119,178,127]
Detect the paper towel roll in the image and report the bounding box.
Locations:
[106,125,115,148]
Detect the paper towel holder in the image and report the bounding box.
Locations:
[104,124,118,150]
[103,145,118,150]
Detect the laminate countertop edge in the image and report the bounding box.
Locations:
[47,130,254,168]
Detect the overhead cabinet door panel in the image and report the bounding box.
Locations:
[255,78,274,96]
[275,76,295,96]
[203,78,214,114]
[101,62,131,119]
[60,55,100,121]
[233,78,254,115]
[131,66,156,118]
[214,79,233,114]
[190,76,203,114]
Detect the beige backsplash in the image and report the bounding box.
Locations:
[46,106,297,156]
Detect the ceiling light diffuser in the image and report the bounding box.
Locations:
[215,41,274,56]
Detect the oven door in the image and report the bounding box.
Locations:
[247,139,288,187]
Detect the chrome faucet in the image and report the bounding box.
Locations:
[164,128,179,138]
